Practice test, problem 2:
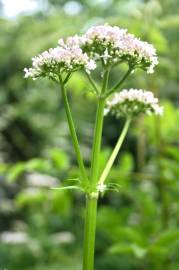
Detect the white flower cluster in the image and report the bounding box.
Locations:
[24,46,96,80]
[84,25,158,73]
[105,89,163,117]
[24,24,158,81]
[60,24,158,73]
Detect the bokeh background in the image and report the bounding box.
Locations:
[0,0,179,269]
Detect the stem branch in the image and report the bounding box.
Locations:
[60,82,88,183]
[105,68,132,98]
[85,72,99,95]
[98,117,131,185]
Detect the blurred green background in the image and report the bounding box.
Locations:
[0,0,179,269]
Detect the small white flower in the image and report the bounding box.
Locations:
[97,183,107,193]
[85,59,96,73]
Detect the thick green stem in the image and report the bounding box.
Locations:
[82,194,98,270]
[98,118,131,185]
[90,70,109,187]
[60,83,88,183]
[82,70,109,270]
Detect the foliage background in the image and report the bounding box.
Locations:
[0,0,179,269]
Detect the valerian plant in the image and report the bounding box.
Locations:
[24,24,163,270]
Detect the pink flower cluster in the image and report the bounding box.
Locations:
[105,89,163,117]
[24,24,158,80]
[24,45,96,80]
[59,24,158,73]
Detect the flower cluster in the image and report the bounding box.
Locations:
[24,24,158,81]
[24,46,96,80]
[105,89,163,117]
[60,24,158,73]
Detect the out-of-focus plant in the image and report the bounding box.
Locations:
[24,24,162,270]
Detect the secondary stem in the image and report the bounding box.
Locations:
[60,82,88,183]
[105,68,132,98]
[90,69,109,187]
[98,117,131,185]
[85,72,99,95]
[82,194,98,270]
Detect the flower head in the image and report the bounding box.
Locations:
[105,89,163,117]
[25,24,158,82]
[67,24,158,73]
[24,46,96,80]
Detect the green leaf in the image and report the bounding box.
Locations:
[165,146,179,162]
[49,149,69,170]
[51,185,83,191]
[117,152,134,173]
[109,243,147,259]
[148,229,179,257]
[7,162,26,182]
[16,189,47,206]
[151,229,179,248]
[25,158,51,172]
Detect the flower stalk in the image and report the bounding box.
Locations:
[90,69,109,187]
[24,23,161,270]
[60,80,88,183]
[105,68,133,98]
[98,117,131,186]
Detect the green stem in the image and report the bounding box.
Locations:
[60,82,88,183]
[63,72,71,84]
[82,70,109,270]
[90,69,109,187]
[82,194,98,270]
[98,117,131,185]
[85,71,99,95]
[105,68,132,98]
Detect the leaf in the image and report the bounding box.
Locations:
[51,185,83,191]
[7,162,26,182]
[117,152,134,173]
[114,227,144,244]
[149,28,168,53]
[131,244,147,258]
[165,146,179,162]
[149,229,179,256]
[159,15,179,29]
[109,243,133,254]
[25,158,51,172]
[151,229,179,247]
[49,149,69,170]
[16,189,47,206]
[0,163,9,174]
[109,243,147,259]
